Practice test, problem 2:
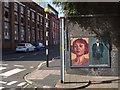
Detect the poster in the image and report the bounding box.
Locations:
[70,36,110,67]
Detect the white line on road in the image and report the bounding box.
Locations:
[14,65,24,67]
[30,66,34,69]
[0,64,8,66]
[0,81,7,84]
[0,67,7,70]
[33,53,38,56]
[0,87,4,90]
[36,59,55,70]
[17,82,26,87]
[0,68,26,77]
[7,81,18,85]
[18,56,24,59]
[36,61,46,70]
[23,83,29,88]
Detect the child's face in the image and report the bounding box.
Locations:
[73,42,85,56]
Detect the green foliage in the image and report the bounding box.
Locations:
[53,2,119,15]
[53,2,120,48]
[53,2,77,15]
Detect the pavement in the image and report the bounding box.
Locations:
[24,58,119,90]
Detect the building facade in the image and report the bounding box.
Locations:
[47,4,60,45]
[2,1,60,50]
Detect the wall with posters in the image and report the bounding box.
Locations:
[70,36,110,67]
[65,16,119,76]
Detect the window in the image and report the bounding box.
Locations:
[21,27,25,41]
[32,21,35,28]
[37,23,40,28]
[14,2,18,11]
[32,12,34,19]
[4,8,10,20]
[21,15,24,24]
[4,2,9,7]
[21,6,24,14]
[28,9,30,17]
[37,15,39,21]
[32,29,35,41]
[28,18,30,26]
[28,28,31,41]
[14,12,18,22]
[14,25,18,40]
[5,11,8,18]
[40,16,43,25]
[4,22,10,39]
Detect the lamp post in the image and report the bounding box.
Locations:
[44,8,49,67]
[60,17,65,83]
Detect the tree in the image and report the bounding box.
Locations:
[53,2,120,49]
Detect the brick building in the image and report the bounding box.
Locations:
[1,1,60,50]
[47,4,60,45]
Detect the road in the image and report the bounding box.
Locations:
[2,45,60,61]
[0,45,60,89]
[0,61,41,90]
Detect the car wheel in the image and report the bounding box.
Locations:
[34,48,37,51]
[26,49,29,53]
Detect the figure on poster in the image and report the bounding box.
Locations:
[92,37,104,62]
[71,38,89,66]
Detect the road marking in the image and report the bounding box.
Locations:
[36,59,55,70]
[17,82,26,87]
[7,81,18,85]
[23,83,29,88]
[14,65,24,67]
[0,81,7,84]
[0,67,7,70]
[0,64,8,66]
[18,56,24,59]
[0,68,26,77]
[30,66,34,69]
[0,87,4,90]
[33,53,38,56]
[36,61,46,70]
[43,85,52,88]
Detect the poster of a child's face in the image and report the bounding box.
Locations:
[70,38,89,67]
[70,36,110,67]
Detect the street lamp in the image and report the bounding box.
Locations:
[44,8,49,67]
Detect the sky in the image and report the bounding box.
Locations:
[32,0,64,17]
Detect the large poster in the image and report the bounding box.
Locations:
[70,36,110,67]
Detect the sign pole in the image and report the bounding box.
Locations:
[60,17,65,83]
[45,8,49,67]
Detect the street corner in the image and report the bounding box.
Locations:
[24,70,47,81]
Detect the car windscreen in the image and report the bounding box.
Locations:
[18,44,25,46]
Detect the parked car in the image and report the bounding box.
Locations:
[33,43,45,51]
[16,43,35,52]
